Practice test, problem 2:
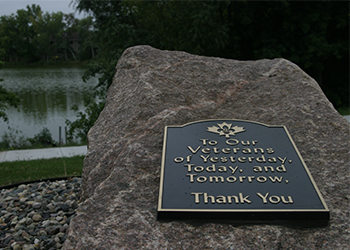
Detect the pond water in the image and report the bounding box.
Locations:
[0,67,98,144]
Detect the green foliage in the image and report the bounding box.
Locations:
[27,127,56,147]
[0,4,95,63]
[0,156,83,186]
[0,128,30,150]
[136,1,230,56]
[77,16,96,60]
[0,86,20,122]
[0,48,20,122]
[66,101,105,144]
[0,127,57,150]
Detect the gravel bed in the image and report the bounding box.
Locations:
[0,178,81,250]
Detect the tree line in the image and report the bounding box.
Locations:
[0,1,348,142]
[0,4,95,63]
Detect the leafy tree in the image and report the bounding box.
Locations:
[33,11,65,61]
[0,49,20,122]
[77,16,96,60]
[0,15,20,62]
[0,5,42,62]
[63,13,79,60]
[0,4,94,62]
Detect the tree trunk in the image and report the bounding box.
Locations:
[68,47,77,61]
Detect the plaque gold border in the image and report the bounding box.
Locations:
[157,119,329,214]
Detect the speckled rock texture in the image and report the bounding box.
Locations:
[63,45,349,249]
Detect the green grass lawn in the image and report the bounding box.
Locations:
[0,155,84,187]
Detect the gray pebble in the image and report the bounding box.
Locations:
[32,202,42,209]
[25,218,33,225]
[13,244,21,250]
[32,214,42,222]
[39,230,47,236]
[46,203,55,210]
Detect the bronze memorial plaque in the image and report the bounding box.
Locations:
[157,120,329,227]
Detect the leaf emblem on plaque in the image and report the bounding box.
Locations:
[207,122,245,138]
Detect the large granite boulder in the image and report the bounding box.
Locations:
[64,46,349,249]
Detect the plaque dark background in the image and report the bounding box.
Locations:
[159,120,328,213]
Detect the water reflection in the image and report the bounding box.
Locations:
[0,67,98,142]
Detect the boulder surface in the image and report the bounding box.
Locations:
[64,46,349,249]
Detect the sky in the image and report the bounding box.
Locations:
[0,0,86,18]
